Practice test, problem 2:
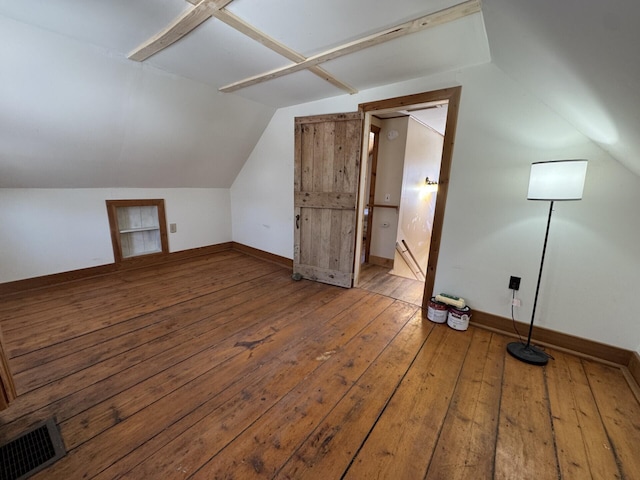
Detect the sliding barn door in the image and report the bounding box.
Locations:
[294,112,363,288]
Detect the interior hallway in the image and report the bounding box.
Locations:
[358,262,424,307]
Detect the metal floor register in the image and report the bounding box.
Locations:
[0,418,66,480]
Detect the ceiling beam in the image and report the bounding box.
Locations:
[212,9,357,94]
[130,0,355,93]
[128,0,235,62]
[219,0,482,93]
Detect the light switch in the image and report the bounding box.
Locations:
[169,223,177,233]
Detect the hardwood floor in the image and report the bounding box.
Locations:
[0,251,638,479]
[358,263,424,307]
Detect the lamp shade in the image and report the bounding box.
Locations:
[527,159,588,201]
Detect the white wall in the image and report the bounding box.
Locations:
[230,62,640,350]
[0,15,274,189]
[393,118,443,279]
[369,117,408,261]
[229,113,295,259]
[0,188,230,283]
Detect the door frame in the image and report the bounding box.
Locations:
[0,326,17,410]
[363,124,381,264]
[353,86,462,309]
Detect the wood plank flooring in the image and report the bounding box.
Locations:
[0,251,639,479]
[358,263,424,307]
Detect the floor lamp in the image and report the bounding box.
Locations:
[507,159,588,366]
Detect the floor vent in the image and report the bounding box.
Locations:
[0,418,66,480]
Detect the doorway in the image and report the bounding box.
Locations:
[354,87,462,310]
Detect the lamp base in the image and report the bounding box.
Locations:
[506,342,549,366]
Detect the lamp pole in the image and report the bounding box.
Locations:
[506,200,553,365]
[525,201,554,350]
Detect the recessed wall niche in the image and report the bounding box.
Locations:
[106,199,169,264]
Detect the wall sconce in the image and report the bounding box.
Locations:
[425,177,438,185]
[421,177,439,198]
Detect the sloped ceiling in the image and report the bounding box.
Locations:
[0,0,489,188]
[1,0,639,187]
[483,0,640,177]
[0,0,490,106]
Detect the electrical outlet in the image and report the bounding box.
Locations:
[509,276,521,290]
[511,298,521,307]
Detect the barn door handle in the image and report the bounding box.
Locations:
[296,214,300,229]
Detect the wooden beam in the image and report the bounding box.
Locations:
[186,0,234,6]
[220,0,482,93]
[128,1,213,61]
[131,0,355,93]
[128,0,236,62]
[212,9,357,94]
